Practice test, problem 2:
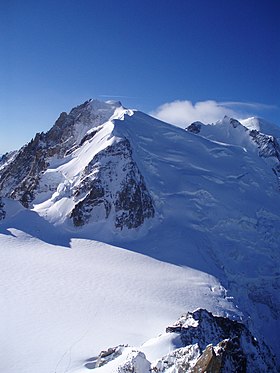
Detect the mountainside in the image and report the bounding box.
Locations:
[79,309,275,373]
[0,100,154,231]
[0,99,279,372]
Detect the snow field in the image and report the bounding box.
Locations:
[0,229,237,373]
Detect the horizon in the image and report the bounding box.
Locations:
[1,0,279,153]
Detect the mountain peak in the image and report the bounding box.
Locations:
[241,117,280,140]
[0,99,153,231]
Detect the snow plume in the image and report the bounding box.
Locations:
[150,100,241,127]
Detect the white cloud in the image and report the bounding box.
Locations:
[150,100,240,128]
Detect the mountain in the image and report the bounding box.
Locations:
[0,100,154,231]
[0,100,279,372]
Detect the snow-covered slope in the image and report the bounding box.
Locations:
[0,224,239,373]
[0,100,280,372]
[241,116,280,140]
[73,309,275,373]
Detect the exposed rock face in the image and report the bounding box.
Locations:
[0,150,18,170]
[229,117,242,128]
[88,309,276,372]
[70,139,155,229]
[0,197,5,220]
[249,130,280,160]
[186,121,203,134]
[0,133,48,207]
[0,100,100,207]
[91,346,124,368]
[246,125,280,188]
[163,309,275,373]
[151,344,201,372]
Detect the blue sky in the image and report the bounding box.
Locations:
[1,0,279,153]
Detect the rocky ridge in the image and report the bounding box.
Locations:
[0,197,5,220]
[70,138,154,229]
[84,309,275,372]
[0,100,155,230]
[186,116,280,187]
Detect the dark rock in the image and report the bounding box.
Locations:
[166,309,276,372]
[186,122,203,134]
[70,180,109,226]
[192,344,223,373]
[0,100,96,207]
[70,138,154,229]
[249,130,280,161]
[0,133,48,207]
[115,172,154,230]
[229,117,243,129]
[94,346,123,368]
[79,128,100,146]
[0,197,5,220]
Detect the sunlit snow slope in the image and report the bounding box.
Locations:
[0,217,236,373]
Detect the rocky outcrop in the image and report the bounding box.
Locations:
[248,128,280,189]
[187,117,280,189]
[0,133,48,207]
[186,121,203,134]
[89,346,125,368]
[87,309,276,372]
[0,197,5,220]
[0,100,118,208]
[151,345,200,372]
[249,130,280,160]
[162,309,275,372]
[70,139,154,229]
[0,150,18,170]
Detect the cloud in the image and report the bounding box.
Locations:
[150,100,240,128]
[150,100,278,128]
[220,101,278,111]
[98,94,137,99]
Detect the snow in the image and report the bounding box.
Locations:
[241,116,280,140]
[1,100,280,371]
[140,332,183,363]
[0,222,236,373]
[32,105,134,225]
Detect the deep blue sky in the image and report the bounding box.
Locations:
[1,0,279,152]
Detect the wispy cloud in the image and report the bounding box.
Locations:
[150,100,238,127]
[220,101,278,111]
[98,94,137,99]
[150,100,278,128]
